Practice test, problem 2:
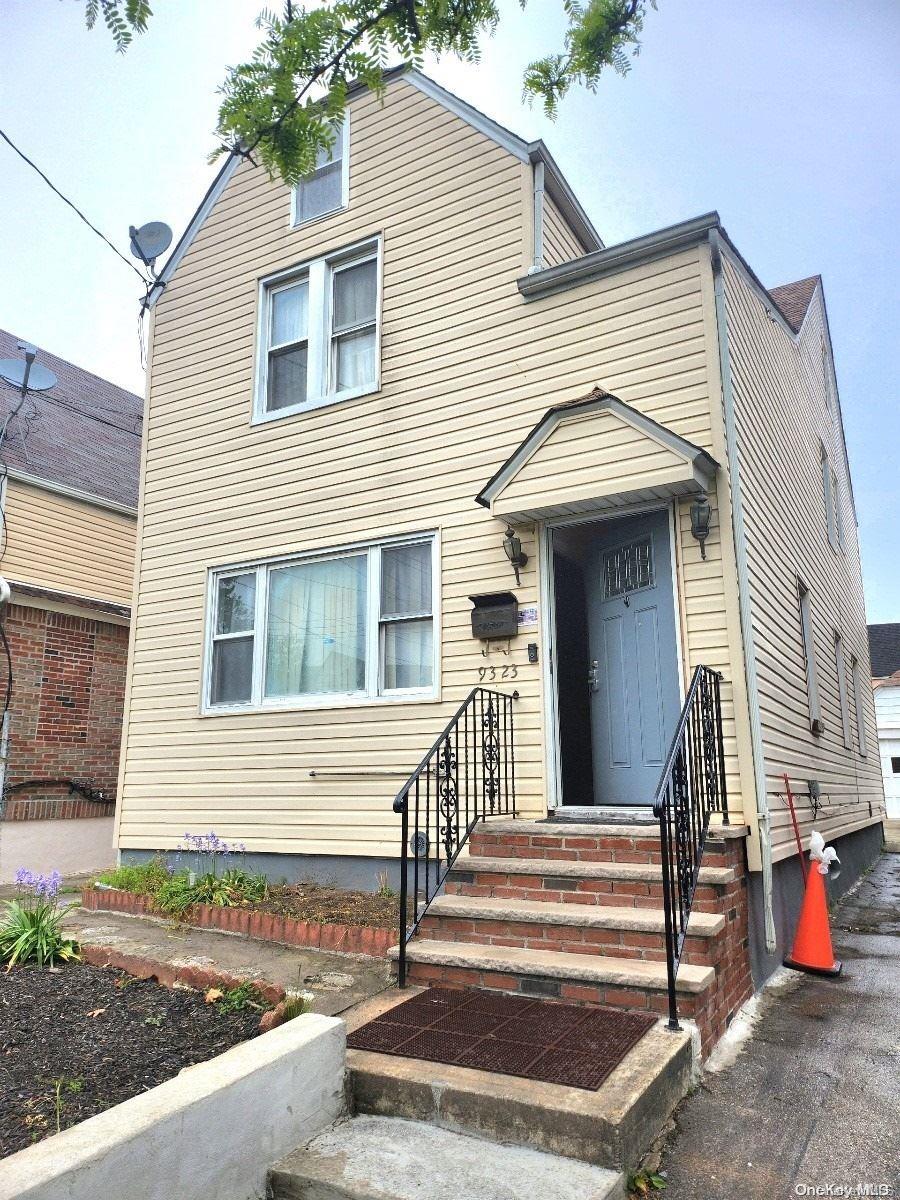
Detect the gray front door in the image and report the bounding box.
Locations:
[585,509,681,806]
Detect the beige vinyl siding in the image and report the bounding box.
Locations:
[118,76,744,859]
[721,254,884,862]
[542,194,587,267]
[495,411,690,512]
[2,479,136,607]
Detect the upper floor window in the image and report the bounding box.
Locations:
[292,120,348,226]
[820,444,838,551]
[256,239,380,420]
[821,339,834,418]
[205,533,437,712]
[834,632,852,749]
[798,580,823,735]
[851,655,868,756]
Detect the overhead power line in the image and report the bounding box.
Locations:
[0,127,150,285]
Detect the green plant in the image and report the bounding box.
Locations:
[0,871,80,969]
[52,1077,83,1134]
[282,990,316,1021]
[375,870,396,899]
[217,981,267,1014]
[93,856,172,896]
[627,1169,667,1195]
[154,867,267,918]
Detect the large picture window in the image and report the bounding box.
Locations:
[205,535,437,710]
[256,239,380,420]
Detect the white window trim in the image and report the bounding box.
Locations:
[201,530,440,716]
[253,235,382,424]
[289,115,350,229]
[834,632,852,750]
[851,654,868,756]
[798,580,823,734]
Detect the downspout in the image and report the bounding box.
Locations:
[528,160,545,273]
[709,229,777,954]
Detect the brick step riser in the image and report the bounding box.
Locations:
[469,833,664,865]
[469,836,735,872]
[399,959,707,1025]
[416,914,719,966]
[445,875,730,909]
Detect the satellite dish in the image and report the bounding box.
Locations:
[0,356,57,393]
[129,221,173,270]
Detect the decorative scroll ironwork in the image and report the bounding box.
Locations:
[393,687,518,988]
[653,666,729,1030]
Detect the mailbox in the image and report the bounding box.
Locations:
[469,592,518,640]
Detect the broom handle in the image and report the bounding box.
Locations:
[783,773,808,881]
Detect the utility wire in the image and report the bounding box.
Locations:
[0,379,141,438]
[0,127,150,286]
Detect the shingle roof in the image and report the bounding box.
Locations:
[0,329,142,510]
[768,275,820,333]
[868,624,900,679]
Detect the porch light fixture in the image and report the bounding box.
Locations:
[502,525,528,585]
[690,493,712,559]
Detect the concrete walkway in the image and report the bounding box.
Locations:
[654,850,900,1197]
[62,905,393,1018]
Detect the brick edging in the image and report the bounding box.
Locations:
[79,942,288,1032]
[81,887,395,958]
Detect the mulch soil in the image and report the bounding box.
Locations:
[0,962,262,1158]
[255,880,402,928]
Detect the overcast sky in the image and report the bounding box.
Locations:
[1,0,898,618]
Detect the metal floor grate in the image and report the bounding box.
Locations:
[347,987,656,1091]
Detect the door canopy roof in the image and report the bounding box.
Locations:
[476,387,719,524]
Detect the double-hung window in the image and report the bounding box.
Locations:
[820,444,838,551]
[851,655,868,756]
[834,632,852,749]
[798,580,823,734]
[205,534,437,710]
[256,240,380,419]
[292,120,348,226]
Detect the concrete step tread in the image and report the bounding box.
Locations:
[391,938,715,993]
[270,1115,624,1199]
[425,894,725,936]
[454,851,735,886]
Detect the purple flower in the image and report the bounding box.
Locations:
[14,867,62,900]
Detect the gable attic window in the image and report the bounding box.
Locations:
[820,443,839,551]
[291,119,348,226]
[256,238,381,420]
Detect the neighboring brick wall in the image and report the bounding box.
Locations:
[3,603,129,818]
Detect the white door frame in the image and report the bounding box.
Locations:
[538,499,686,813]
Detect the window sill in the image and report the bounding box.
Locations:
[251,381,380,425]
[200,689,440,718]
[290,204,347,232]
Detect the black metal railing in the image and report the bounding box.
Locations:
[393,687,518,987]
[653,665,729,1030]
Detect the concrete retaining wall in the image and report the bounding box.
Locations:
[0,815,115,882]
[0,1013,346,1200]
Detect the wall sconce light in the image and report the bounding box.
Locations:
[690,493,712,559]
[503,525,528,585]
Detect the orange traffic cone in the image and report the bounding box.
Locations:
[784,856,842,977]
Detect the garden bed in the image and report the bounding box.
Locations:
[0,961,264,1158]
[82,882,398,956]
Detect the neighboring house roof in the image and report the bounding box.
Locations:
[868,623,900,679]
[768,275,820,333]
[148,66,603,310]
[0,328,142,511]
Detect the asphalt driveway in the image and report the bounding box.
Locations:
[655,849,900,1199]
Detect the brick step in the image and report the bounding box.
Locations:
[417,894,724,965]
[390,939,714,1017]
[445,852,735,908]
[470,818,665,864]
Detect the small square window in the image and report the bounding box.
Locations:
[891,757,900,775]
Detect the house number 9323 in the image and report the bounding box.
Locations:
[478,664,518,682]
